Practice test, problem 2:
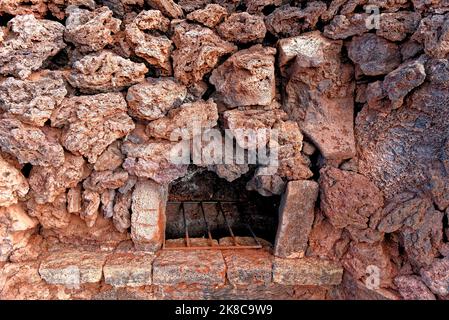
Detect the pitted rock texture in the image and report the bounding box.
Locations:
[0,0,448,301]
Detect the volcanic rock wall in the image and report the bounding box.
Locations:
[0,0,449,300]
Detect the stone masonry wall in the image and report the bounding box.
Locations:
[1,0,449,300]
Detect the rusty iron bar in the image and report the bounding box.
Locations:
[199,201,214,247]
[216,201,238,247]
[164,200,262,250]
[180,202,190,247]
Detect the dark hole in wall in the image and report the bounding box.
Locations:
[166,166,280,244]
[21,163,32,178]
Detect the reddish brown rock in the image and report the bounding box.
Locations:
[125,20,173,75]
[348,34,402,76]
[47,0,96,19]
[0,15,65,79]
[342,241,397,288]
[93,141,124,172]
[0,118,64,167]
[274,180,319,258]
[127,78,186,121]
[307,214,344,259]
[0,71,67,126]
[187,4,227,28]
[319,167,384,243]
[122,136,189,184]
[39,249,108,287]
[0,204,38,262]
[394,275,436,300]
[146,99,218,141]
[383,58,427,109]
[152,250,226,285]
[83,169,129,193]
[244,0,281,14]
[377,12,421,42]
[27,193,71,229]
[177,0,211,13]
[0,0,48,17]
[273,257,343,286]
[217,12,266,44]
[420,258,449,296]
[280,31,356,161]
[0,156,29,207]
[103,252,155,287]
[146,0,184,18]
[67,50,148,93]
[29,153,89,204]
[113,190,132,233]
[131,179,168,251]
[246,170,285,197]
[265,3,326,38]
[323,14,369,40]
[412,13,449,58]
[172,22,237,85]
[81,190,101,228]
[51,93,135,163]
[65,6,121,53]
[210,45,276,107]
[133,10,170,32]
[222,249,273,286]
[67,185,82,214]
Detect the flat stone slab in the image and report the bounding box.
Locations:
[273,257,343,286]
[152,250,226,286]
[38,249,108,288]
[165,237,218,248]
[222,249,273,286]
[103,252,155,287]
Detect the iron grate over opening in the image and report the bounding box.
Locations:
[163,200,263,250]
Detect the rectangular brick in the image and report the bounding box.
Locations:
[103,252,154,287]
[273,257,343,286]
[152,250,226,286]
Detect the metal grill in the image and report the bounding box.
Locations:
[163,200,263,250]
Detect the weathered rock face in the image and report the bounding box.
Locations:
[131,179,168,251]
[127,78,187,121]
[171,21,237,85]
[0,0,447,301]
[0,118,65,167]
[51,93,135,163]
[146,99,218,141]
[186,4,227,28]
[0,157,29,207]
[280,31,356,161]
[217,12,266,44]
[319,167,384,243]
[210,45,276,107]
[348,34,402,76]
[0,71,67,126]
[67,51,148,93]
[0,15,65,79]
[274,180,318,258]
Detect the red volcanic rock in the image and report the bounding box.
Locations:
[187,4,227,28]
[217,12,266,44]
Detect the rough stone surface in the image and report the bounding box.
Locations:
[39,249,108,287]
[0,15,65,79]
[67,51,148,93]
[280,31,356,161]
[131,179,168,251]
[51,93,135,163]
[273,257,343,286]
[187,4,227,28]
[172,21,237,85]
[0,118,65,167]
[420,258,449,296]
[153,250,226,285]
[0,71,67,126]
[65,6,121,53]
[103,253,154,287]
[146,99,218,141]
[127,78,187,121]
[394,275,436,300]
[0,156,29,207]
[412,13,449,58]
[348,34,402,76]
[274,180,318,259]
[210,45,276,107]
[217,12,266,44]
